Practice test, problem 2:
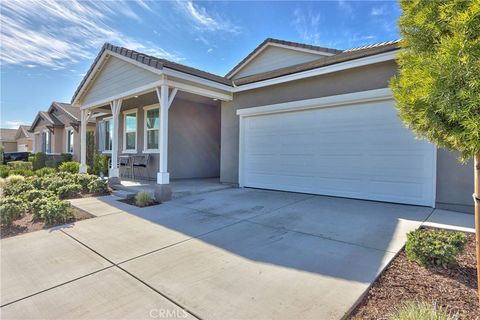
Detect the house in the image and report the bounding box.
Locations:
[0,126,32,152]
[29,102,95,161]
[71,38,473,213]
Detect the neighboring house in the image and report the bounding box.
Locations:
[29,102,95,161]
[0,128,18,152]
[71,38,473,213]
[0,126,33,152]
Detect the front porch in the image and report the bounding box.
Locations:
[111,178,233,200]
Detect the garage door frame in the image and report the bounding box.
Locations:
[236,88,437,207]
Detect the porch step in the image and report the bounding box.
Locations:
[111,189,136,199]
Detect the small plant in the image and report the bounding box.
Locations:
[45,159,59,168]
[60,153,73,163]
[0,196,27,226]
[7,161,33,170]
[6,174,25,184]
[388,301,458,320]
[57,184,82,199]
[0,165,9,178]
[32,152,47,170]
[135,191,153,207]
[406,229,467,268]
[93,154,110,176]
[75,174,98,193]
[88,179,109,194]
[31,197,54,219]
[25,189,55,202]
[39,198,73,225]
[9,168,34,177]
[35,167,56,177]
[58,161,80,174]
[3,179,35,197]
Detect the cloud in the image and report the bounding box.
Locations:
[0,0,182,69]
[174,1,241,34]
[292,8,322,45]
[4,120,28,129]
[207,48,213,53]
[337,0,354,18]
[370,5,386,16]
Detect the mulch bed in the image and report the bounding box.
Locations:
[349,228,479,320]
[118,197,160,208]
[0,208,93,239]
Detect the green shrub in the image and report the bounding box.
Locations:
[35,167,56,177]
[32,152,47,170]
[45,159,59,168]
[135,191,153,207]
[0,145,3,164]
[93,154,110,176]
[60,153,73,163]
[88,179,109,194]
[31,197,53,219]
[3,179,35,197]
[58,184,82,199]
[58,161,80,174]
[9,168,34,177]
[0,196,27,226]
[25,189,55,202]
[0,165,9,178]
[7,161,33,170]
[75,174,98,193]
[39,198,73,225]
[388,301,457,320]
[406,229,467,268]
[6,174,25,184]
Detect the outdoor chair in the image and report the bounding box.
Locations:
[132,154,150,180]
[119,155,132,178]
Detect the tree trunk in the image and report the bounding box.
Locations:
[475,153,480,303]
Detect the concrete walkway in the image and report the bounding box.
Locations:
[1,188,451,319]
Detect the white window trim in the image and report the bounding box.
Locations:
[41,129,53,154]
[143,104,160,153]
[102,116,113,153]
[65,126,74,154]
[122,109,138,153]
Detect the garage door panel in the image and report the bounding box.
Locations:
[241,100,435,206]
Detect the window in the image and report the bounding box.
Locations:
[66,128,74,153]
[42,130,51,153]
[144,105,159,151]
[123,111,137,152]
[104,118,113,152]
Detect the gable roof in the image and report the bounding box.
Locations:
[0,128,17,142]
[225,38,343,79]
[71,43,233,104]
[231,40,400,86]
[29,110,64,132]
[49,102,81,122]
[15,125,31,139]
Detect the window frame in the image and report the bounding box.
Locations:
[143,104,160,153]
[102,116,113,154]
[122,109,138,153]
[42,129,52,154]
[65,126,74,154]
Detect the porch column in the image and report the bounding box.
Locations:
[79,109,91,173]
[153,85,173,201]
[108,99,122,184]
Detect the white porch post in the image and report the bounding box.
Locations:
[79,109,91,173]
[109,99,122,182]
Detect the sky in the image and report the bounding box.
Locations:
[0,0,401,129]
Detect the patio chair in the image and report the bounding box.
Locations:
[132,154,150,180]
[119,155,132,178]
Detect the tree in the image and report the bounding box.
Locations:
[390,0,480,299]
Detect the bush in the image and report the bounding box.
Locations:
[45,159,59,168]
[0,165,9,178]
[60,153,73,163]
[32,152,47,170]
[388,301,457,320]
[0,196,27,226]
[25,189,55,202]
[406,229,467,268]
[3,179,35,197]
[135,191,153,207]
[93,154,110,176]
[9,168,34,177]
[31,197,53,219]
[58,184,82,199]
[58,161,80,174]
[6,174,25,184]
[7,161,33,170]
[88,179,109,194]
[35,167,56,177]
[75,174,98,193]
[39,198,73,225]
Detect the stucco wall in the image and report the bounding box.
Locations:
[97,97,221,180]
[1,142,17,152]
[220,60,473,212]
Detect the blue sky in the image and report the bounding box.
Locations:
[0,0,401,128]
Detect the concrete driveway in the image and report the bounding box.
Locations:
[1,188,433,320]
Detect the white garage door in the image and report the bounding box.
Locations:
[239,98,436,206]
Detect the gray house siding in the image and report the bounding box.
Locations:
[98,97,221,180]
[220,60,474,213]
